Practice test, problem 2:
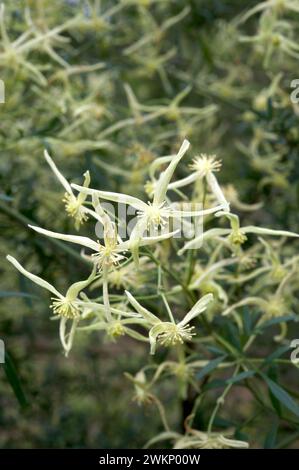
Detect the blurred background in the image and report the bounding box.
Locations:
[0,0,299,448]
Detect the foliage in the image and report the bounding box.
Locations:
[1,0,299,449]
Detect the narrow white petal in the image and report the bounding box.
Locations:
[169,204,224,217]
[59,317,68,353]
[119,229,180,251]
[222,297,266,316]
[28,225,99,252]
[178,228,230,253]
[6,255,63,298]
[179,293,213,327]
[83,207,103,224]
[65,319,78,357]
[71,184,147,211]
[125,291,160,325]
[66,265,96,300]
[168,172,198,190]
[139,230,180,246]
[206,172,230,212]
[44,150,72,194]
[153,139,190,205]
[243,226,299,238]
[149,327,159,355]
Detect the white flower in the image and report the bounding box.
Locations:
[28,199,179,321]
[28,223,178,271]
[125,291,213,354]
[173,430,249,449]
[168,153,230,212]
[6,255,96,355]
[179,210,299,254]
[72,140,224,233]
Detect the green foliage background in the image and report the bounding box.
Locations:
[0,0,299,448]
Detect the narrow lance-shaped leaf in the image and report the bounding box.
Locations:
[261,373,299,418]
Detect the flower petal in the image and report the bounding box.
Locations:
[44,150,72,194]
[6,255,63,298]
[179,293,213,327]
[243,226,299,238]
[168,172,198,190]
[178,228,230,254]
[153,139,190,205]
[71,184,147,211]
[169,204,224,217]
[66,265,97,300]
[206,172,230,212]
[125,291,160,325]
[28,225,99,252]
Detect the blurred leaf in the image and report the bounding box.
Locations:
[0,193,13,201]
[262,374,299,418]
[264,420,278,449]
[3,351,28,409]
[202,379,226,391]
[263,344,291,365]
[196,355,227,381]
[255,315,296,333]
[0,291,37,299]
[226,370,255,384]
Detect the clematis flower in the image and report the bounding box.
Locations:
[145,428,249,449]
[173,430,249,449]
[6,255,96,356]
[28,197,179,320]
[28,220,178,272]
[72,140,224,231]
[179,210,299,254]
[125,291,213,354]
[168,153,230,212]
[0,4,77,85]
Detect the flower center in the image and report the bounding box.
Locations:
[63,193,88,227]
[158,323,195,347]
[138,202,169,230]
[50,297,80,319]
[91,243,125,271]
[190,155,222,176]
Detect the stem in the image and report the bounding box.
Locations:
[207,364,241,434]
[102,265,112,322]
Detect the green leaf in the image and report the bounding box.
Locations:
[0,193,13,201]
[262,374,299,418]
[266,367,282,417]
[255,315,296,333]
[3,352,28,409]
[263,344,291,365]
[196,355,227,381]
[241,306,253,337]
[0,291,37,299]
[264,421,278,449]
[226,370,255,384]
[202,379,226,391]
